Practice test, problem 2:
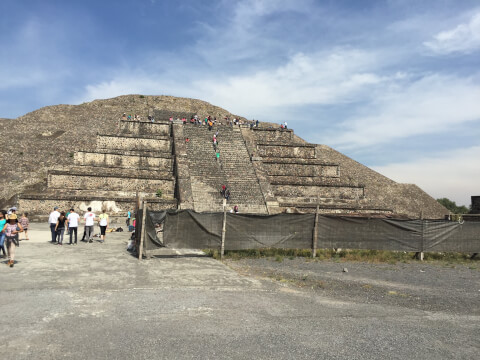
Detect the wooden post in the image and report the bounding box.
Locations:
[312,204,319,258]
[221,198,227,260]
[138,200,147,260]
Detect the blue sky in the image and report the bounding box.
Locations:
[1,0,479,206]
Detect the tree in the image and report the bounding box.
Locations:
[436,198,469,214]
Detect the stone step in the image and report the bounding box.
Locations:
[183,124,267,213]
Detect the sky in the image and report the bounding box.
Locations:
[1,0,479,206]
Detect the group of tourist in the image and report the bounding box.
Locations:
[120,112,293,131]
[0,208,29,267]
[220,186,239,213]
[48,206,110,245]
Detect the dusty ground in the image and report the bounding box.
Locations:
[0,223,479,359]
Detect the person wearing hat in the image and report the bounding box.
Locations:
[3,213,23,267]
[48,206,61,243]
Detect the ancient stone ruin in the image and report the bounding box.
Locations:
[13,98,448,219]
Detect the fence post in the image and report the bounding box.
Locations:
[221,198,227,260]
[138,200,147,260]
[312,205,319,258]
[416,212,425,261]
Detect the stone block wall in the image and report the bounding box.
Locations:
[97,134,171,152]
[264,162,339,177]
[274,184,364,199]
[74,151,172,170]
[257,144,316,158]
[252,128,293,142]
[48,173,175,197]
[120,120,170,136]
[18,197,177,216]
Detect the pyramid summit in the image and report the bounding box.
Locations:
[0,95,447,218]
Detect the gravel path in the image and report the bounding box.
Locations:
[0,223,478,359]
[226,257,480,316]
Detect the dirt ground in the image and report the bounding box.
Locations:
[0,223,478,359]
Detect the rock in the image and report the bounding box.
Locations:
[343,268,348,273]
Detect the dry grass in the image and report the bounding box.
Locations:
[203,248,478,265]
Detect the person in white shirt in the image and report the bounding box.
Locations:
[48,206,61,243]
[83,207,96,243]
[98,209,109,243]
[67,208,80,245]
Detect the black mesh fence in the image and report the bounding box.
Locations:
[142,210,480,253]
[225,213,315,250]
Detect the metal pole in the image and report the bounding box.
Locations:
[221,198,227,260]
[312,204,319,258]
[138,200,147,260]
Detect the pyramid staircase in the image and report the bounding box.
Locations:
[181,124,267,213]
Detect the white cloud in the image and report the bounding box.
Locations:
[373,146,480,206]
[328,74,480,149]
[198,49,384,114]
[424,12,480,54]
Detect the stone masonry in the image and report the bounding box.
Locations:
[18,118,177,215]
[10,95,449,219]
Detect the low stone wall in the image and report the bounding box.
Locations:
[273,184,364,199]
[264,163,339,177]
[257,144,316,158]
[18,197,177,216]
[48,173,175,197]
[96,134,171,152]
[74,151,172,170]
[119,120,170,136]
[252,128,293,142]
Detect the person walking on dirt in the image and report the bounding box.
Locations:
[83,207,96,243]
[0,211,7,258]
[98,209,109,243]
[3,214,23,267]
[19,212,29,240]
[55,212,67,245]
[67,208,80,245]
[48,206,60,243]
[126,210,131,227]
